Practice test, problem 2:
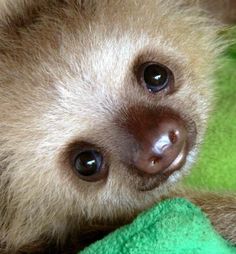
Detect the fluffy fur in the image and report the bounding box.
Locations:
[0,1,235,253]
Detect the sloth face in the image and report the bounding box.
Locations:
[68,61,197,189]
[0,0,223,250]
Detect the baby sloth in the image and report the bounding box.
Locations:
[0,0,235,253]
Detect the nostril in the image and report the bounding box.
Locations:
[150,156,161,166]
[169,130,179,144]
[152,129,181,156]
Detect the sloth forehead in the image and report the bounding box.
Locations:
[0,0,219,59]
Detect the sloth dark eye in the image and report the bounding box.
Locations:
[74,150,104,181]
[139,62,173,93]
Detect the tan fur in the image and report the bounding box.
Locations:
[0,1,235,253]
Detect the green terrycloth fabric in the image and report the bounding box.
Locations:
[81,199,236,254]
[184,27,236,191]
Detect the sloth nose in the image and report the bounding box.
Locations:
[121,107,190,176]
[133,117,188,175]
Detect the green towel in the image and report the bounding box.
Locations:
[81,198,236,254]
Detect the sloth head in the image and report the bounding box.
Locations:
[0,0,230,251]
